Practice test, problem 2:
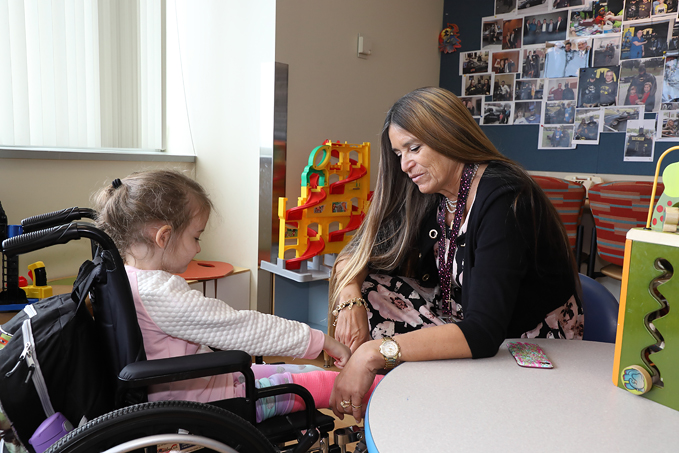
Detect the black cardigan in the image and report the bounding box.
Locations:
[400,163,577,358]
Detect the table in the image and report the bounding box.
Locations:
[365,338,679,452]
[174,260,234,297]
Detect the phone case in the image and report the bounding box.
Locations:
[507,342,553,368]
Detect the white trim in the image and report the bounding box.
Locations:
[626,228,679,247]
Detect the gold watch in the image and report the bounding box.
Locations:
[379,336,401,369]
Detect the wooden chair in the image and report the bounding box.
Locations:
[532,175,587,267]
[588,181,664,280]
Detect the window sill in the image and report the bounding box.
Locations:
[0,146,195,162]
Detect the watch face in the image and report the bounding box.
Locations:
[381,341,399,357]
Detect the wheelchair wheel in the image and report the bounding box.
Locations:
[45,401,276,453]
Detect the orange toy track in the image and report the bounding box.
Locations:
[328,212,364,242]
[285,228,326,270]
[286,174,327,221]
[329,158,367,195]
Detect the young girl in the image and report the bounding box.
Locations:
[93,170,380,423]
[628,85,639,105]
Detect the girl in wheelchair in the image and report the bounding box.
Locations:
[93,170,381,423]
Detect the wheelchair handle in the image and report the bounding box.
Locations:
[2,222,117,258]
[21,207,97,233]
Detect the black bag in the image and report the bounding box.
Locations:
[0,258,115,451]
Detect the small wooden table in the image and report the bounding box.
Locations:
[175,260,234,296]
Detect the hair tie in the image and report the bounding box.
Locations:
[112,178,122,189]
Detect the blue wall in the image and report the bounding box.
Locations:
[439,0,679,176]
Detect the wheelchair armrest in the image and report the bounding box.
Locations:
[118,350,252,388]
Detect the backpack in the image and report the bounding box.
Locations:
[0,257,115,452]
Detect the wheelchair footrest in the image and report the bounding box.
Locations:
[256,409,335,444]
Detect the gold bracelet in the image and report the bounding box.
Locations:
[332,297,367,326]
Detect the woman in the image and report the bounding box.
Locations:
[328,87,583,421]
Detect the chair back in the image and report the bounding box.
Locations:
[532,175,586,250]
[579,274,619,343]
[589,181,664,267]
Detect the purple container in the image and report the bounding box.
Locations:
[28,412,73,453]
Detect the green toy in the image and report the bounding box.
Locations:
[614,146,679,411]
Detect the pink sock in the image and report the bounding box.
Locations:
[290,371,384,412]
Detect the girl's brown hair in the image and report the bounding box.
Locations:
[93,170,213,260]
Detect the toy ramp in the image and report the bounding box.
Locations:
[329,159,367,195]
[285,228,325,270]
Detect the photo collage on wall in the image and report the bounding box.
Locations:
[459,0,679,160]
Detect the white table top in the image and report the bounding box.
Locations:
[365,338,679,452]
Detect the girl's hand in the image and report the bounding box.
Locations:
[329,341,380,423]
[334,303,371,353]
[323,334,351,369]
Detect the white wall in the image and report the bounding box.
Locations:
[276,0,444,198]
[165,1,276,309]
[0,159,193,279]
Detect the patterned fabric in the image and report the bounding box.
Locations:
[532,175,586,250]
[362,274,583,341]
[589,181,664,267]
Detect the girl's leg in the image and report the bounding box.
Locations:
[250,363,324,380]
[253,370,384,423]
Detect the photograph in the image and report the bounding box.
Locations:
[515,78,545,99]
[522,11,568,45]
[546,77,578,100]
[460,96,484,117]
[496,0,517,15]
[662,55,679,105]
[657,110,679,140]
[491,50,521,73]
[539,124,575,148]
[601,106,644,132]
[544,100,577,124]
[577,66,621,107]
[544,38,591,78]
[618,57,663,112]
[573,108,602,143]
[514,101,543,124]
[624,119,655,161]
[668,20,679,55]
[522,47,546,77]
[568,6,622,38]
[463,73,493,96]
[461,50,490,75]
[592,36,621,67]
[625,0,653,21]
[551,0,585,11]
[620,21,671,60]
[517,0,549,15]
[493,73,516,101]
[652,0,676,16]
[503,19,524,49]
[482,17,505,50]
[481,102,514,125]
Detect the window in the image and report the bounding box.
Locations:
[0,0,162,151]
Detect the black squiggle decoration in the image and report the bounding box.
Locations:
[641,258,673,388]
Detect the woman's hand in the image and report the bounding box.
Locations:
[329,341,380,423]
[334,303,371,353]
[323,334,351,369]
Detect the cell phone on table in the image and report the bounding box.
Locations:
[507,342,553,369]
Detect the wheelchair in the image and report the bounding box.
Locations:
[2,208,366,453]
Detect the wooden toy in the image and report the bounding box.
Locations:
[261,140,371,282]
[613,146,679,411]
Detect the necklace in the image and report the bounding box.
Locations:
[436,163,479,319]
[445,197,458,213]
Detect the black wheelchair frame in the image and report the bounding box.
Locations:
[3,208,366,453]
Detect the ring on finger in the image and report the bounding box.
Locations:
[351,403,362,409]
[340,400,351,409]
